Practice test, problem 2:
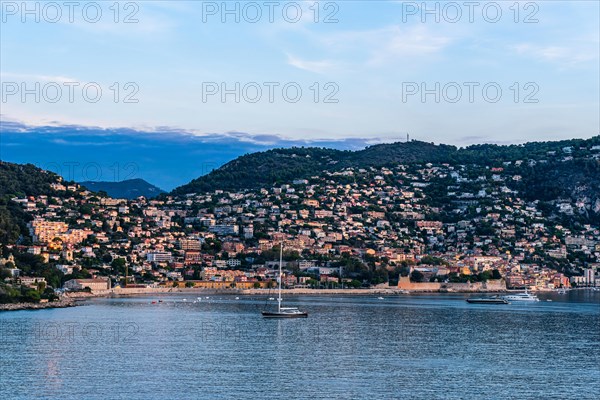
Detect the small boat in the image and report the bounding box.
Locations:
[268,297,275,301]
[502,290,540,302]
[466,296,509,304]
[158,299,163,303]
[557,289,568,294]
[151,301,157,304]
[235,297,240,300]
[377,297,384,300]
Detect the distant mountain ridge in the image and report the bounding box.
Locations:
[172,137,600,196]
[79,179,165,199]
[1,121,382,191]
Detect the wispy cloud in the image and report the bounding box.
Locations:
[513,44,577,61]
[312,24,454,67]
[0,72,79,84]
[59,3,175,36]
[286,54,337,74]
[511,38,599,68]
[366,25,453,66]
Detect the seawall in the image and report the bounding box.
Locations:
[396,277,507,292]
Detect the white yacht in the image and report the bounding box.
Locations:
[503,290,540,302]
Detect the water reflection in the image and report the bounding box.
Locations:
[1,293,598,400]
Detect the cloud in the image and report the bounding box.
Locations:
[59,3,175,36]
[314,24,453,67]
[0,119,396,150]
[0,72,79,84]
[286,54,337,74]
[367,25,452,66]
[511,39,599,68]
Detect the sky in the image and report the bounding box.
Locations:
[1,0,598,145]
[0,120,380,190]
[1,0,599,190]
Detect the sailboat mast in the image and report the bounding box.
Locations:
[278,241,283,313]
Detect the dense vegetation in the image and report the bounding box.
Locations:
[171,142,458,195]
[0,162,61,244]
[172,137,600,197]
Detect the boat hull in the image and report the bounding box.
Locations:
[466,298,509,304]
[261,311,308,318]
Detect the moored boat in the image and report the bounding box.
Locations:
[502,289,540,302]
[466,297,509,304]
[262,307,308,318]
[261,242,308,318]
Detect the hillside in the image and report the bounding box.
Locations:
[171,141,458,195]
[79,179,165,199]
[171,137,600,196]
[0,162,62,244]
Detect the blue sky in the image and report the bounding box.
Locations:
[0,0,600,190]
[0,120,379,190]
[1,1,599,180]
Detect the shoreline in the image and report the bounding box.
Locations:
[0,298,77,312]
[2,288,594,310]
[88,286,593,299]
[73,286,515,299]
[71,285,590,299]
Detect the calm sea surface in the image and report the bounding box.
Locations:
[1,291,599,400]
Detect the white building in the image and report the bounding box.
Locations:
[147,252,173,263]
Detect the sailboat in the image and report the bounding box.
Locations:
[261,242,308,318]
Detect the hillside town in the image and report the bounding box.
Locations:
[2,146,600,297]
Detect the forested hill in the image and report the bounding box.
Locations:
[0,162,61,244]
[0,162,59,197]
[171,141,457,195]
[171,137,600,195]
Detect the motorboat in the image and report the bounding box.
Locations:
[502,290,539,302]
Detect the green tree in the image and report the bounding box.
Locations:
[410,270,425,283]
